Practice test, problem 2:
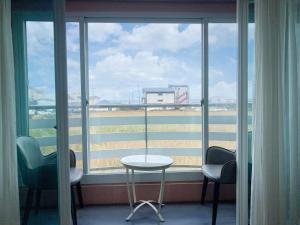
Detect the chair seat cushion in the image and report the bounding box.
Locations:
[70,168,83,185]
[202,164,223,182]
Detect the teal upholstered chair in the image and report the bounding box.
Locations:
[17,136,83,225]
[200,146,236,225]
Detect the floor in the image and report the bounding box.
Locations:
[27,203,236,225]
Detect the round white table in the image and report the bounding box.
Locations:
[121,155,173,222]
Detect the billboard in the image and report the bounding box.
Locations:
[169,85,189,104]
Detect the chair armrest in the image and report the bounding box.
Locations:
[220,160,236,184]
[43,150,77,168]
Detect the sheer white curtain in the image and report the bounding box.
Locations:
[251,0,300,225]
[0,0,20,225]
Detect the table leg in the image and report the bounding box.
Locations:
[126,201,147,221]
[125,168,166,222]
[131,169,137,203]
[158,169,166,213]
[126,168,133,210]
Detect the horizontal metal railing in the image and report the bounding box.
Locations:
[28,104,242,167]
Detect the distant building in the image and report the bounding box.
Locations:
[142,88,175,104]
[168,85,190,104]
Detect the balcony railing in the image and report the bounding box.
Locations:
[28,104,241,171]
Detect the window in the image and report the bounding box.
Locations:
[25,19,239,176]
[87,23,202,172]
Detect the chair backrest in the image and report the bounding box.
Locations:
[17,136,44,176]
[205,146,235,165]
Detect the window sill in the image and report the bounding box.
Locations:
[81,167,204,184]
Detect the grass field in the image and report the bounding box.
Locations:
[29,108,238,171]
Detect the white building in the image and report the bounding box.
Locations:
[143,88,175,104]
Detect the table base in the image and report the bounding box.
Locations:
[126,200,165,222]
[125,168,166,222]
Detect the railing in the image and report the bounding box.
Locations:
[28,104,243,171]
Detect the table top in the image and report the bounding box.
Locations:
[121,155,173,171]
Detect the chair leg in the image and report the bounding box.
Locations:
[71,186,78,225]
[35,189,42,214]
[212,182,220,225]
[22,188,34,225]
[201,176,208,204]
[76,182,84,208]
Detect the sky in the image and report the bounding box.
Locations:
[26,22,254,105]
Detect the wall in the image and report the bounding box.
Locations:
[12,0,236,19]
[19,181,236,207]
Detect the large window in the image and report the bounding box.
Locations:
[26,20,239,175]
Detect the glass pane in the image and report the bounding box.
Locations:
[66,22,83,169]
[27,21,56,155]
[208,23,238,151]
[14,0,71,224]
[87,23,202,172]
[23,21,58,225]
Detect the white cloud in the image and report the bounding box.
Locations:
[209,23,237,49]
[88,51,200,102]
[88,23,123,43]
[67,58,80,72]
[209,81,237,100]
[248,23,255,42]
[66,23,80,53]
[93,47,120,57]
[209,69,224,80]
[228,56,237,64]
[117,24,202,52]
[26,22,54,56]
[90,51,180,82]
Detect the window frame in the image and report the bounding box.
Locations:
[16,12,237,184]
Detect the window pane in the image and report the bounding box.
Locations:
[66,22,83,168]
[88,23,202,171]
[208,23,237,151]
[27,21,56,155]
[25,18,59,224]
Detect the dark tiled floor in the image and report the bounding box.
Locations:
[27,203,236,225]
[77,203,236,225]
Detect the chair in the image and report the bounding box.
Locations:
[200,146,236,225]
[17,136,83,225]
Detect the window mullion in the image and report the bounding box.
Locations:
[202,21,209,165]
[80,17,90,174]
